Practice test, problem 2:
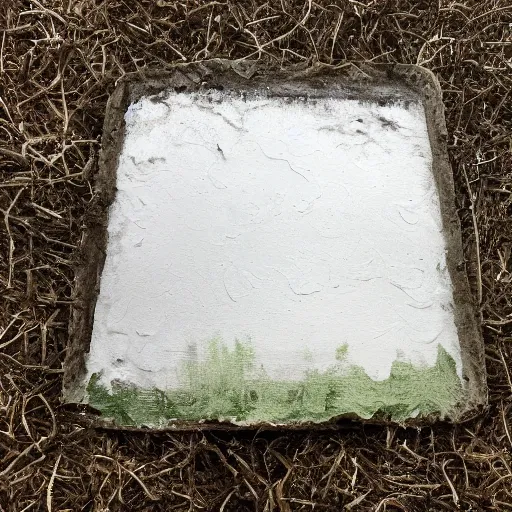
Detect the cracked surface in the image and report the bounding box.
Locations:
[83,88,464,412]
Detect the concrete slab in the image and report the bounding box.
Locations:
[63,62,486,429]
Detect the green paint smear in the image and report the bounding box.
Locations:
[86,338,463,427]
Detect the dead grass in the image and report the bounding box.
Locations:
[0,0,511,510]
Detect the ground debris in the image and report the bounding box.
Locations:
[0,0,511,510]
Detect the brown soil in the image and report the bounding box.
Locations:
[1,1,511,510]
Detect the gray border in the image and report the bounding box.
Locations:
[62,60,487,429]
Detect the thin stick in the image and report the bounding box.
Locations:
[330,12,343,63]
[4,188,25,288]
[46,454,61,512]
[219,489,236,512]
[0,31,5,74]
[503,404,512,449]
[462,165,482,305]
[441,459,459,507]
[60,77,69,136]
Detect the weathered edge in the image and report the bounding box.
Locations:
[62,59,487,428]
[387,64,488,418]
[62,80,129,403]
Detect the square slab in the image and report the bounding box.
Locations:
[63,62,486,428]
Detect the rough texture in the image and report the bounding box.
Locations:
[63,63,486,427]
[1,1,511,510]
[71,68,479,427]
[86,341,462,426]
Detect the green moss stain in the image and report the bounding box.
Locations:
[86,340,463,427]
[335,343,349,361]
[179,337,256,419]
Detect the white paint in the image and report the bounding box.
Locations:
[86,90,462,390]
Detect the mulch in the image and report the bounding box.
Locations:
[1,0,511,510]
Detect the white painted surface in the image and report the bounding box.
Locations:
[86,90,462,390]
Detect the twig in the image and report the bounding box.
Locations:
[4,188,25,288]
[441,459,459,507]
[46,454,61,512]
[462,164,482,305]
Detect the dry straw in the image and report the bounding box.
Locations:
[1,0,511,510]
